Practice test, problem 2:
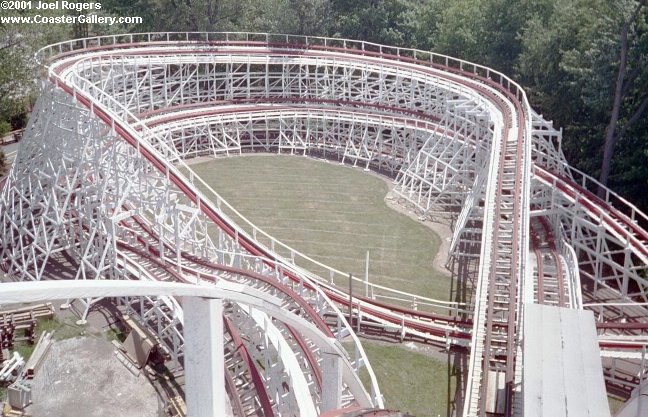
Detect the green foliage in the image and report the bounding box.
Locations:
[515,0,648,206]
[36,316,89,340]
[330,0,419,46]
[102,0,297,33]
[350,340,458,417]
[0,150,6,176]
[0,3,134,128]
[0,8,62,131]
[1,0,647,208]
[517,1,614,118]
[0,121,9,137]
[278,0,331,36]
[432,0,484,62]
[106,326,126,343]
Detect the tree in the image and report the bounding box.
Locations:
[515,0,648,207]
[426,0,544,73]
[0,149,6,176]
[0,7,78,128]
[278,0,331,36]
[431,0,484,62]
[330,0,420,47]
[103,0,294,33]
[598,0,647,195]
[516,1,615,168]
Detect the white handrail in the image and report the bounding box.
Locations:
[52,42,476,314]
[42,35,392,406]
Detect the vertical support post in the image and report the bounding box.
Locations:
[364,250,369,297]
[183,297,225,417]
[76,297,92,325]
[639,346,646,417]
[320,351,343,412]
[174,208,181,271]
[348,273,353,324]
[622,247,631,298]
[357,303,362,333]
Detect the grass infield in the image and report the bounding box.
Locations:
[189,154,453,302]
[356,340,460,417]
[189,154,458,416]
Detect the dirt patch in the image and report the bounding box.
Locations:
[382,188,453,278]
[28,336,159,417]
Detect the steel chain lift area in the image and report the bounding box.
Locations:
[1,32,648,417]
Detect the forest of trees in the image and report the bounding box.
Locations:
[1,0,647,209]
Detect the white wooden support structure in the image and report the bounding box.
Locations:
[3,31,648,417]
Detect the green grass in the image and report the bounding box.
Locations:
[8,317,89,364]
[351,340,457,417]
[0,316,96,407]
[188,155,452,302]
[13,340,35,360]
[35,316,62,334]
[188,155,457,415]
[106,327,126,343]
[36,316,91,341]
[608,396,625,414]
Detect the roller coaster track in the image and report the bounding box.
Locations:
[2,32,648,416]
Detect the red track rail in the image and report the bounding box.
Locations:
[224,315,275,416]
[49,39,648,414]
[117,234,322,412]
[535,167,648,260]
[529,216,567,307]
[125,216,473,340]
[538,217,566,307]
[48,42,528,371]
[15,39,648,415]
[529,225,546,303]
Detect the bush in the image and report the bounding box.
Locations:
[0,150,6,175]
[0,120,10,138]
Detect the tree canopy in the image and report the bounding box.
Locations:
[1,0,647,208]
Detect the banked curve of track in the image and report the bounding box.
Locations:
[2,32,648,417]
[41,36,529,417]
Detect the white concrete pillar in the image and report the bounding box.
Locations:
[183,297,225,417]
[320,351,343,412]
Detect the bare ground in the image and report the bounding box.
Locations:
[28,336,159,417]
